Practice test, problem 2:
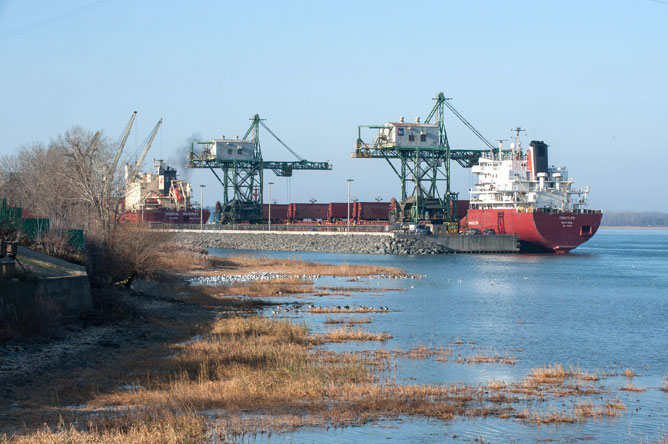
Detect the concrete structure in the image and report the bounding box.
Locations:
[413,233,520,253]
[0,247,92,329]
[171,229,520,255]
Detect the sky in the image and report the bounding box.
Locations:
[1,0,667,212]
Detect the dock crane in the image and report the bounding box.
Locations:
[352,92,488,223]
[187,114,332,223]
[125,118,163,180]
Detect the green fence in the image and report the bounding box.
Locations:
[0,198,85,250]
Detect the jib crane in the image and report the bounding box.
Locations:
[126,118,163,180]
[352,92,489,223]
[187,114,332,223]
[109,111,137,180]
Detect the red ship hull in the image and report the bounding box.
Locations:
[461,209,602,253]
[121,208,210,225]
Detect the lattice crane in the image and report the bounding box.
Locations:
[352,92,488,223]
[187,114,331,223]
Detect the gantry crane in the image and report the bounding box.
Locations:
[187,114,331,223]
[352,92,490,223]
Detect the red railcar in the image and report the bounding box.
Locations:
[261,204,290,222]
[288,203,329,221]
[354,201,390,222]
[327,202,349,221]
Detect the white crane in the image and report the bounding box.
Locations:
[107,111,137,181]
[127,118,162,180]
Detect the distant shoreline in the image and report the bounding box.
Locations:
[600,226,668,230]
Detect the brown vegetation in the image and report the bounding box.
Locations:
[192,253,406,278]
[321,327,392,342]
[528,364,600,384]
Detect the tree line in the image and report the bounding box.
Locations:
[0,126,124,237]
[601,211,668,227]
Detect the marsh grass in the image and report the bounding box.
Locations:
[529,364,600,384]
[199,254,406,277]
[321,327,392,342]
[620,384,646,392]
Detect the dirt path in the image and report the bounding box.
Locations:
[0,277,258,434]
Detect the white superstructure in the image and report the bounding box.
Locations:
[124,161,193,211]
[469,137,590,212]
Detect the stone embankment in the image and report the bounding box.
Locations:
[172,231,451,255]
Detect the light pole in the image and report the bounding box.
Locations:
[200,185,206,230]
[268,182,274,231]
[347,179,354,232]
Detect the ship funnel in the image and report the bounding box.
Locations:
[553,172,562,190]
[529,141,549,174]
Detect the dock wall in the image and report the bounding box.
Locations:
[171,230,519,255]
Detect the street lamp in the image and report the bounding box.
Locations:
[347,179,354,232]
[268,182,274,231]
[200,185,206,230]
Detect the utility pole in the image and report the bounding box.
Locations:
[268,182,274,231]
[347,179,354,232]
[200,185,206,230]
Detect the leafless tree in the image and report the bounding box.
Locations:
[1,126,126,237]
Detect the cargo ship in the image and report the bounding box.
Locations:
[459,134,602,253]
[120,161,209,225]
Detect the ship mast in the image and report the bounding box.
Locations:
[511,127,526,158]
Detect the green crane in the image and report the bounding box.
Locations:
[352,92,489,223]
[187,114,332,223]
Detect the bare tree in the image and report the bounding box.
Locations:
[1,126,126,238]
[50,126,124,235]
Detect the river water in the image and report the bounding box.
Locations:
[209,229,668,443]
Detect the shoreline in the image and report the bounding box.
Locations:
[1,247,664,442]
[600,226,668,230]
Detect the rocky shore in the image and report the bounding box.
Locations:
[172,231,451,255]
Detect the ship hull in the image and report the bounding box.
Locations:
[462,209,602,253]
[121,208,210,225]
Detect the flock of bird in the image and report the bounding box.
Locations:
[270,304,390,315]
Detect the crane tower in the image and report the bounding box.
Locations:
[187,114,332,223]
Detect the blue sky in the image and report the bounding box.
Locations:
[1,0,666,211]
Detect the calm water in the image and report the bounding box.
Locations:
[209,229,668,443]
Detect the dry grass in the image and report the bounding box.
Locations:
[620,384,646,392]
[200,253,406,277]
[528,364,600,384]
[321,327,392,342]
[455,354,518,365]
[1,411,216,444]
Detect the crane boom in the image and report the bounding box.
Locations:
[130,118,162,178]
[442,100,496,151]
[109,111,137,178]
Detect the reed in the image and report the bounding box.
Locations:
[321,327,392,342]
